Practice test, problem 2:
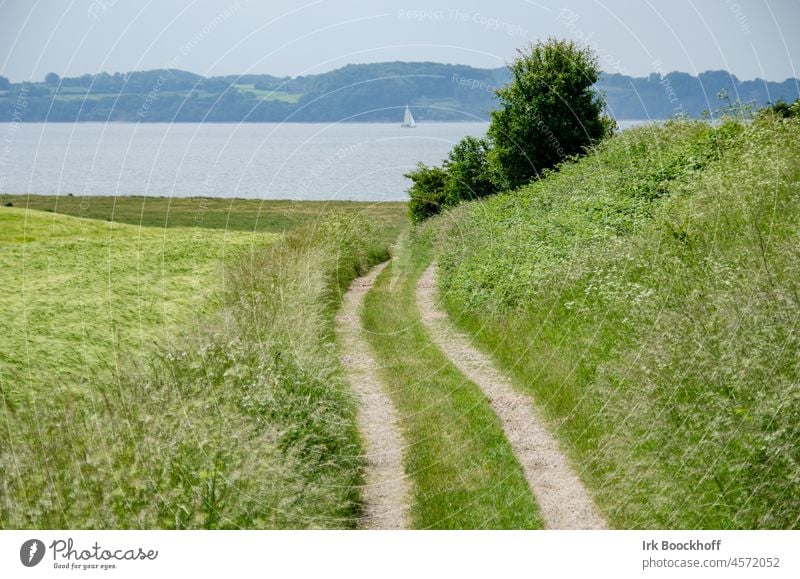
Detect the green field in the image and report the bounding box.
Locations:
[435,113,800,528]
[0,194,406,396]
[233,84,302,103]
[0,199,406,528]
[0,207,274,392]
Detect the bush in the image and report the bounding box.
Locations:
[488,38,613,190]
[405,38,614,223]
[443,136,496,206]
[406,162,450,224]
[766,98,800,118]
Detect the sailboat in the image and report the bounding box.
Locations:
[401,104,416,128]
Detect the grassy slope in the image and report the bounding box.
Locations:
[1,202,406,529]
[437,115,800,528]
[0,194,407,237]
[361,230,542,529]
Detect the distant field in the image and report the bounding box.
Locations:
[233,84,302,103]
[0,207,276,392]
[0,194,407,237]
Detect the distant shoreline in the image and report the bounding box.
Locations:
[3,62,797,123]
[0,118,663,124]
[0,120,491,124]
[2,193,407,203]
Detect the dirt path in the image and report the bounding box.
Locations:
[416,265,606,530]
[336,261,409,529]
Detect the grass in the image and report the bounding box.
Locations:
[0,207,271,391]
[436,113,800,528]
[0,194,407,237]
[1,201,406,528]
[361,228,542,529]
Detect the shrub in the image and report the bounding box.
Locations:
[405,39,614,223]
[765,98,800,119]
[443,136,496,206]
[406,162,450,224]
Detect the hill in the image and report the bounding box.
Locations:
[434,113,800,528]
[1,62,797,122]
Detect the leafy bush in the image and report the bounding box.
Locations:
[443,136,496,206]
[407,138,497,224]
[765,97,800,118]
[406,38,614,223]
[406,162,450,224]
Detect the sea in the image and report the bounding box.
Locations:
[0,120,649,201]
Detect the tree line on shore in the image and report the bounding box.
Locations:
[1,60,797,122]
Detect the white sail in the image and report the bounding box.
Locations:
[401,105,416,128]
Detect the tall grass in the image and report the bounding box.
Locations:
[437,114,800,528]
[0,210,392,528]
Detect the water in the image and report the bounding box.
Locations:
[0,120,652,201]
[0,122,490,201]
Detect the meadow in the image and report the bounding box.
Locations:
[0,207,273,392]
[0,199,406,528]
[436,113,800,528]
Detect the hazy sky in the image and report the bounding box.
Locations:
[1,0,798,82]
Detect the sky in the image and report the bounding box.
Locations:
[1,0,798,82]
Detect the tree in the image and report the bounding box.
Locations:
[0,75,10,91]
[487,38,613,190]
[45,72,60,85]
[442,136,496,206]
[406,163,450,224]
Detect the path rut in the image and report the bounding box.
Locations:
[336,262,409,529]
[416,264,606,530]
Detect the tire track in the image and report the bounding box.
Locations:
[336,261,409,529]
[416,264,606,529]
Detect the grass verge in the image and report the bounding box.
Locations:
[361,228,542,529]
